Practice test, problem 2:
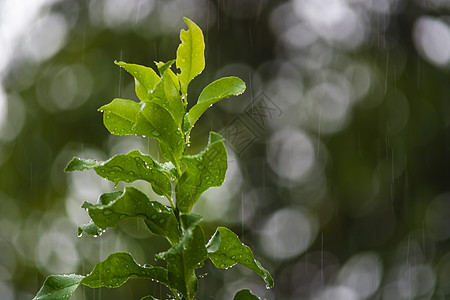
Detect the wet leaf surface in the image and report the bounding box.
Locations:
[81,186,180,244]
[33,274,83,300]
[176,132,227,213]
[176,17,205,96]
[207,227,274,289]
[188,76,246,128]
[82,252,169,288]
[65,150,172,198]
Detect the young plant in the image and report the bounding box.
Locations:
[33,18,273,300]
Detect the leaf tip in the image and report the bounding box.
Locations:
[238,79,246,94]
[81,201,93,209]
[208,131,225,144]
[64,157,81,172]
[181,17,202,35]
[114,60,124,66]
[182,16,192,24]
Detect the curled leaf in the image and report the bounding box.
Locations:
[207,227,274,289]
[77,221,101,237]
[233,289,262,300]
[114,60,160,102]
[82,187,180,244]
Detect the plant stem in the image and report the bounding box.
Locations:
[167,195,176,211]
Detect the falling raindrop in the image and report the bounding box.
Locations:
[385,52,389,95]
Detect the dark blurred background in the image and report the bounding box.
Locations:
[1,0,450,299]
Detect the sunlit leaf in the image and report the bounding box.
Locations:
[151,62,184,128]
[65,150,172,198]
[98,98,140,136]
[207,227,274,289]
[81,252,169,288]
[155,60,175,77]
[114,60,160,102]
[156,222,207,299]
[176,17,205,96]
[133,102,184,169]
[182,113,191,136]
[233,289,262,300]
[33,274,83,300]
[175,132,227,213]
[188,77,246,127]
[82,187,180,244]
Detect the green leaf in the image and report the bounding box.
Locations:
[156,223,207,299]
[180,213,202,232]
[155,60,175,76]
[233,289,262,300]
[159,143,182,175]
[150,62,184,128]
[175,132,227,213]
[77,221,102,237]
[98,98,140,136]
[162,161,179,180]
[176,17,205,96]
[115,60,160,102]
[34,274,83,300]
[207,227,274,289]
[64,157,97,171]
[182,113,191,136]
[65,150,172,198]
[82,252,169,288]
[188,77,246,127]
[82,187,180,244]
[134,102,184,169]
[99,190,123,205]
[140,296,159,300]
